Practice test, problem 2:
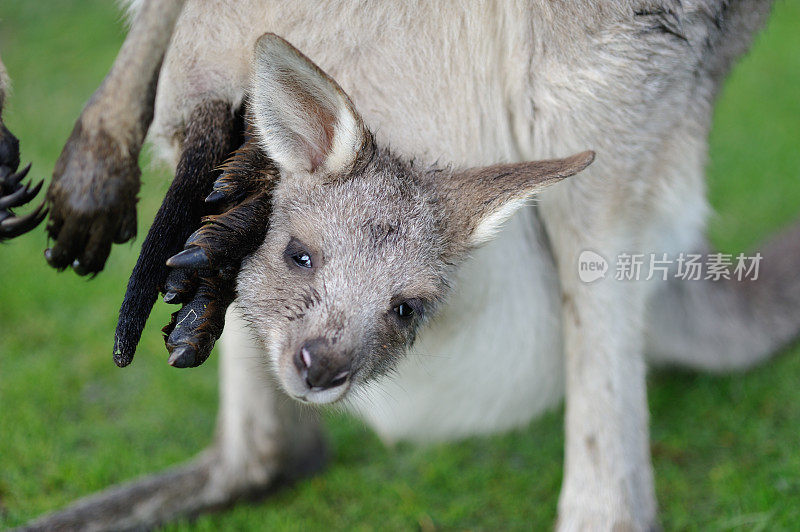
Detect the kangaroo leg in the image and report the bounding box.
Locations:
[539,173,656,530]
[45,0,185,274]
[24,308,326,531]
[647,222,800,371]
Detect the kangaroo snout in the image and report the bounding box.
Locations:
[293,338,351,391]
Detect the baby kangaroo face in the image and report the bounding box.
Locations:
[241,151,450,403]
[236,34,594,404]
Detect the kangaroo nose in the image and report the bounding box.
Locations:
[293,338,350,390]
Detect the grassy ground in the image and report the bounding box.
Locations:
[1,1,799,530]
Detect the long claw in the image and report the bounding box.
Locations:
[162,267,200,303]
[2,162,32,188]
[204,189,227,204]
[166,246,211,269]
[0,179,43,209]
[0,184,30,209]
[0,202,47,239]
[168,345,198,368]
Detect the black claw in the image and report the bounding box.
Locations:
[43,245,67,270]
[71,258,90,276]
[166,246,210,269]
[4,163,32,188]
[162,268,200,305]
[0,180,43,209]
[183,227,205,248]
[1,203,47,239]
[168,345,197,368]
[164,269,197,292]
[205,189,227,204]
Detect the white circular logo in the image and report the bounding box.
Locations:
[578,250,608,283]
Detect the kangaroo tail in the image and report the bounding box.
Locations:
[646,221,800,371]
[20,452,223,532]
[20,433,328,532]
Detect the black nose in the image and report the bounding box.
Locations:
[293,338,351,390]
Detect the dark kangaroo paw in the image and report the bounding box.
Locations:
[0,121,46,242]
[43,0,185,275]
[162,269,236,368]
[159,124,278,368]
[44,123,142,272]
[113,101,241,367]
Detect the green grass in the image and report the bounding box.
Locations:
[1,1,799,530]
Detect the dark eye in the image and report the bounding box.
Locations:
[292,251,313,269]
[284,239,314,270]
[393,302,414,319]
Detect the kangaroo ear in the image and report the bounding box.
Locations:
[250,33,370,178]
[442,151,595,247]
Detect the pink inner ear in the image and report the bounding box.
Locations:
[305,117,333,172]
[294,89,336,172]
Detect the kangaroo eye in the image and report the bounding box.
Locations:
[284,238,314,270]
[394,302,414,319]
[292,251,313,269]
[390,298,424,325]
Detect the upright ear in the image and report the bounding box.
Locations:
[250,33,371,177]
[440,151,595,247]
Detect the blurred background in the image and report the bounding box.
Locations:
[1,1,799,529]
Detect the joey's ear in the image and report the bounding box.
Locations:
[250,33,371,177]
[442,151,595,247]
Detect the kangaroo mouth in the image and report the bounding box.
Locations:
[292,381,351,404]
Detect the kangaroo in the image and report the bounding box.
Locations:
[30,1,799,530]
[0,56,46,241]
